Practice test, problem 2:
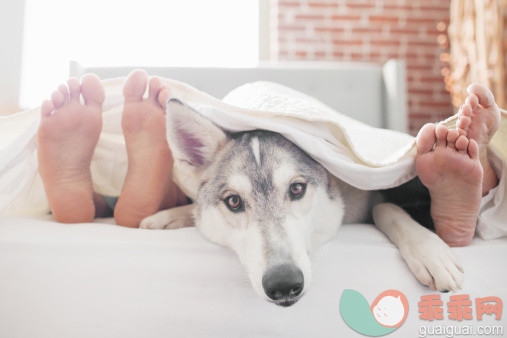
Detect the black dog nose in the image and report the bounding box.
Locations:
[262,264,304,301]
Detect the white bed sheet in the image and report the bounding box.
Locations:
[1,216,506,337]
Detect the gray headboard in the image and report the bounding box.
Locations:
[70,60,407,132]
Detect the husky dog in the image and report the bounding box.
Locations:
[141,99,463,307]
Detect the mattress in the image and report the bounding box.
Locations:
[1,216,506,337]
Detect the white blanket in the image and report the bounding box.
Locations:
[1,216,506,337]
[1,78,506,239]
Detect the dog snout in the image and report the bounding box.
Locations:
[262,264,304,306]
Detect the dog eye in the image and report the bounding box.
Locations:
[224,195,244,212]
[289,183,306,200]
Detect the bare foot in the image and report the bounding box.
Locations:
[114,70,187,227]
[416,124,483,247]
[456,84,501,195]
[37,75,105,223]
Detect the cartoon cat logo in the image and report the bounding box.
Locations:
[340,289,409,336]
[371,290,408,327]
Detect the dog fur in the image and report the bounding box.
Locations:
[140,99,463,306]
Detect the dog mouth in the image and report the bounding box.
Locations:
[269,292,304,307]
[273,297,302,307]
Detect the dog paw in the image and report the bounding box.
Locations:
[139,205,194,230]
[400,232,464,292]
[139,213,175,229]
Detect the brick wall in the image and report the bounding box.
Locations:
[271,0,453,135]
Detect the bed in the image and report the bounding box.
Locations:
[1,61,506,338]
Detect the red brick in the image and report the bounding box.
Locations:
[390,28,420,35]
[314,27,345,33]
[369,15,399,23]
[370,40,400,47]
[424,53,439,59]
[308,2,339,8]
[351,28,383,34]
[426,29,443,36]
[407,65,434,71]
[383,5,413,11]
[278,25,306,31]
[404,53,419,59]
[419,101,452,108]
[404,17,440,24]
[345,2,375,9]
[331,15,361,21]
[295,37,329,43]
[332,39,363,46]
[418,6,450,12]
[410,113,434,119]
[295,14,325,20]
[279,1,300,7]
[405,57,434,65]
[407,41,439,47]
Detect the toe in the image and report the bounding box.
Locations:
[467,83,495,108]
[456,115,471,135]
[51,90,65,109]
[41,100,54,117]
[455,135,469,152]
[67,78,81,102]
[449,253,464,273]
[435,124,448,147]
[80,74,105,108]
[446,129,459,148]
[416,123,436,155]
[58,84,69,102]
[460,102,473,117]
[410,261,436,290]
[123,69,148,103]
[427,260,460,292]
[468,139,479,159]
[148,77,162,102]
[435,268,460,292]
[157,85,172,109]
[443,256,464,290]
[465,93,479,112]
[457,103,472,136]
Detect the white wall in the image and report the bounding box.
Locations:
[0,0,25,106]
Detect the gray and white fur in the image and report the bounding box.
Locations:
[141,99,463,307]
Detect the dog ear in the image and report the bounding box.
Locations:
[165,98,227,169]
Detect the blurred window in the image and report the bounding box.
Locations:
[20,0,259,107]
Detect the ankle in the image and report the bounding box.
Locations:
[482,166,499,196]
[479,153,499,196]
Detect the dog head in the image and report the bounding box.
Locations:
[166,99,344,306]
